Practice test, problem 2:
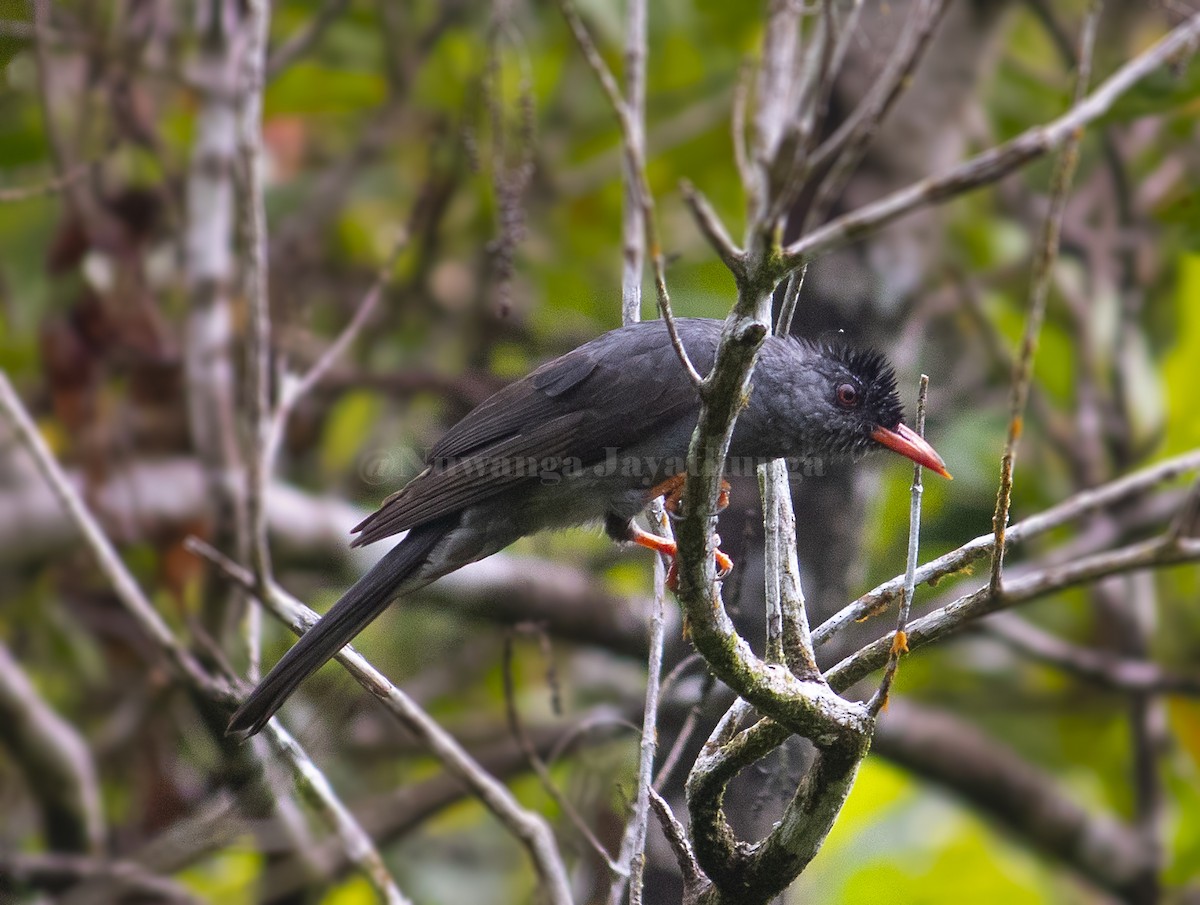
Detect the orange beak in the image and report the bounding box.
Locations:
[871,422,952,479]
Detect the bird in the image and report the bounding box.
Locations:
[227,317,949,738]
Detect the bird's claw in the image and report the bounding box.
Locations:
[664,547,733,591]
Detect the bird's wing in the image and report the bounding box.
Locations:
[350,321,714,546]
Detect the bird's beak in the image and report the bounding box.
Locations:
[871,423,952,479]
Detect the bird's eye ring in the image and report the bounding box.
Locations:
[836,383,858,407]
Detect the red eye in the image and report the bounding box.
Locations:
[836,383,858,407]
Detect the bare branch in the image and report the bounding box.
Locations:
[188,539,575,904]
[262,237,407,488]
[240,0,273,679]
[0,372,231,699]
[0,158,96,203]
[620,0,647,327]
[825,535,1200,693]
[266,0,351,78]
[261,721,412,905]
[867,374,928,717]
[680,180,744,277]
[982,612,1200,696]
[775,264,806,338]
[0,642,105,854]
[0,852,202,904]
[991,1,1100,594]
[813,449,1200,646]
[649,788,705,891]
[556,0,706,387]
[0,370,409,904]
[759,459,819,677]
[798,0,950,228]
[500,634,624,877]
[781,12,1200,268]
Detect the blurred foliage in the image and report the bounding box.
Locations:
[1,0,1199,903]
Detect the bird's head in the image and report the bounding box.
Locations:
[793,343,951,479]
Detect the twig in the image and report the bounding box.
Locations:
[824,534,1200,693]
[0,641,104,854]
[780,12,1200,268]
[0,159,95,203]
[184,0,251,640]
[556,0,705,387]
[867,374,928,717]
[0,372,230,700]
[679,180,744,277]
[187,538,575,904]
[262,237,407,478]
[619,523,668,905]
[261,721,411,905]
[240,0,273,680]
[619,0,646,327]
[797,0,949,228]
[812,448,1200,646]
[759,459,819,678]
[982,612,1200,696]
[0,852,202,904]
[775,264,806,337]
[649,788,704,889]
[991,2,1100,594]
[501,634,624,876]
[266,0,351,78]
[652,670,713,793]
[0,372,410,905]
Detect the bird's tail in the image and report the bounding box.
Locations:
[226,515,457,739]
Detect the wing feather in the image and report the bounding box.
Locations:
[351,319,719,546]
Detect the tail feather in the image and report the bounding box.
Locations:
[226,515,457,739]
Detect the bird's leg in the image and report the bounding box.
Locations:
[605,513,733,590]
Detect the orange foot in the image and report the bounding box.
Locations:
[647,474,732,518]
[626,522,733,590]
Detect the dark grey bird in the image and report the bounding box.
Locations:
[228,317,948,737]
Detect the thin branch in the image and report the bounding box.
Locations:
[759,459,819,678]
[982,612,1200,696]
[185,0,252,640]
[797,0,950,228]
[187,539,575,904]
[825,534,1200,694]
[680,180,744,276]
[991,2,1100,594]
[867,374,928,717]
[0,158,96,203]
[653,669,713,793]
[262,237,407,478]
[0,642,105,854]
[618,520,669,905]
[731,59,754,191]
[0,371,230,699]
[649,788,704,889]
[240,0,273,680]
[780,12,1200,268]
[0,372,409,905]
[619,0,646,327]
[812,448,1200,646]
[556,0,706,387]
[0,852,202,904]
[500,634,624,877]
[775,264,806,337]
[266,0,351,78]
[261,721,412,905]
